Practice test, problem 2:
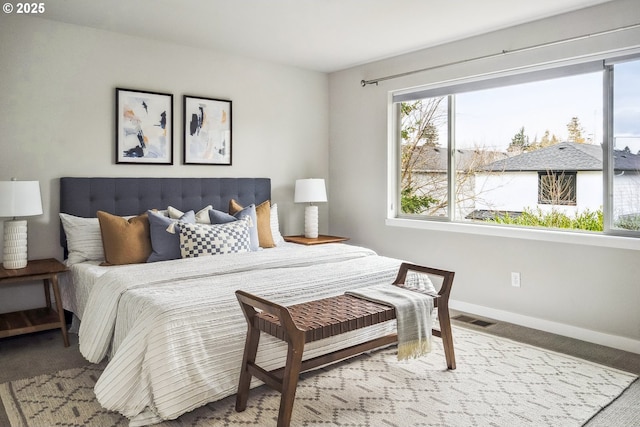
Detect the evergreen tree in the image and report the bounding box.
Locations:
[508,126,530,152]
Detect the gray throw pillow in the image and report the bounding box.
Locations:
[147,209,196,262]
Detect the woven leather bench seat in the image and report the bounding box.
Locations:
[255,294,396,343]
[235,262,456,427]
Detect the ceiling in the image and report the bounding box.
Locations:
[42,0,612,72]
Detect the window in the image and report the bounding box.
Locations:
[392,55,640,237]
[611,59,640,233]
[538,172,576,206]
[399,98,449,217]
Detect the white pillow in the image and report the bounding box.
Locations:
[178,219,251,258]
[168,205,212,224]
[59,213,105,265]
[270,203,285,245]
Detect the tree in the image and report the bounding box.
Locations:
[566,117,586,143]
[539,129,559,148]
[400,98,447,214]
[401,186,438,214]
[399,98,508,217]
[401,100,442,147]
[508,126,531,152]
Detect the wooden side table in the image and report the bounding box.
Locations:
[0,258,70,346]
[283,235,349,245]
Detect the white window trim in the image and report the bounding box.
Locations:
[386,49,640,251]
[385,217,640,251]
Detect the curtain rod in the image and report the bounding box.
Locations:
[360,22,640,87]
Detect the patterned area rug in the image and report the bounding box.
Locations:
[0,328,636,427]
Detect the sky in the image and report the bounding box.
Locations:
[613,60,640,152]
[447,60,640,153]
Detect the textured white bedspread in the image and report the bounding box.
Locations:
[76,243,403,426]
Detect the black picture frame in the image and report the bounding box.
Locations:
[116,88,173,164]
[183,95,232,165]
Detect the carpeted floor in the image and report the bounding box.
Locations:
[1,326,637,427]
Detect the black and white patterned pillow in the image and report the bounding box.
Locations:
[178,219,251,258]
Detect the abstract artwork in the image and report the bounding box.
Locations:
[116,88,173,164]
[183,95,232,165]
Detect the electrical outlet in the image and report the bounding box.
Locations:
[511,272,521,287]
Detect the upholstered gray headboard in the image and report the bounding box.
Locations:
[59,177,271,254]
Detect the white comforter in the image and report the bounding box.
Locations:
[77,243,403,426]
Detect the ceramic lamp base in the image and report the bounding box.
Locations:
[3,219,28,269]
[304,205,319,239]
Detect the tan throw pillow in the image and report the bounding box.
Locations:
[229,199,275,248]
[97,211,152,265]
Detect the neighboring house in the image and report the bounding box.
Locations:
[613,146,640,221]
[474,141,640,220]
[404,141,640,221]
[402,145,508,218]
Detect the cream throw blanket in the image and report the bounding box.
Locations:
[346,284,434,360]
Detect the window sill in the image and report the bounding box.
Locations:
[385,217,640,251]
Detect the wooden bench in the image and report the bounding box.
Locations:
[235,262,455,427]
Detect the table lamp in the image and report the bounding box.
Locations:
[0,179,43,269]
[294,178,327,239]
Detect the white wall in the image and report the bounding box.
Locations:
[576,171,604,212]
[329,0,640,352]
[476,172,538,211]
[0,16,329,312]
[476,170,603,215]
[614,172,640,218]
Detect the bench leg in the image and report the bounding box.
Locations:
[438,303,456,370]
[277,341,304,427]
[236,324,261,412]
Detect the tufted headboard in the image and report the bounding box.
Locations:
[59,177,271,254]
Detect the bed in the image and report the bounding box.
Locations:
[58,177,436,426]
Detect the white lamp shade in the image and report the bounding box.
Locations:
[0,180,43,218]
[294,179,327,203]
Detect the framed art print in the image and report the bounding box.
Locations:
[183,95,232,165]
[116,88,173,164]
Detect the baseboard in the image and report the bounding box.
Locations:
[449,299,640,355]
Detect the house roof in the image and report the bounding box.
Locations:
[465,210,523,221]
[614,147,640,170]
[482,141,640,172]
[483,142,602,172]
[405,142,640,173]
[403,146,508,172]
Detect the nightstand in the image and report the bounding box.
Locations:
[0,258,69,346]
[283,235,349,245]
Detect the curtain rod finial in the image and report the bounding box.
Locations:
[361,79,379,87]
